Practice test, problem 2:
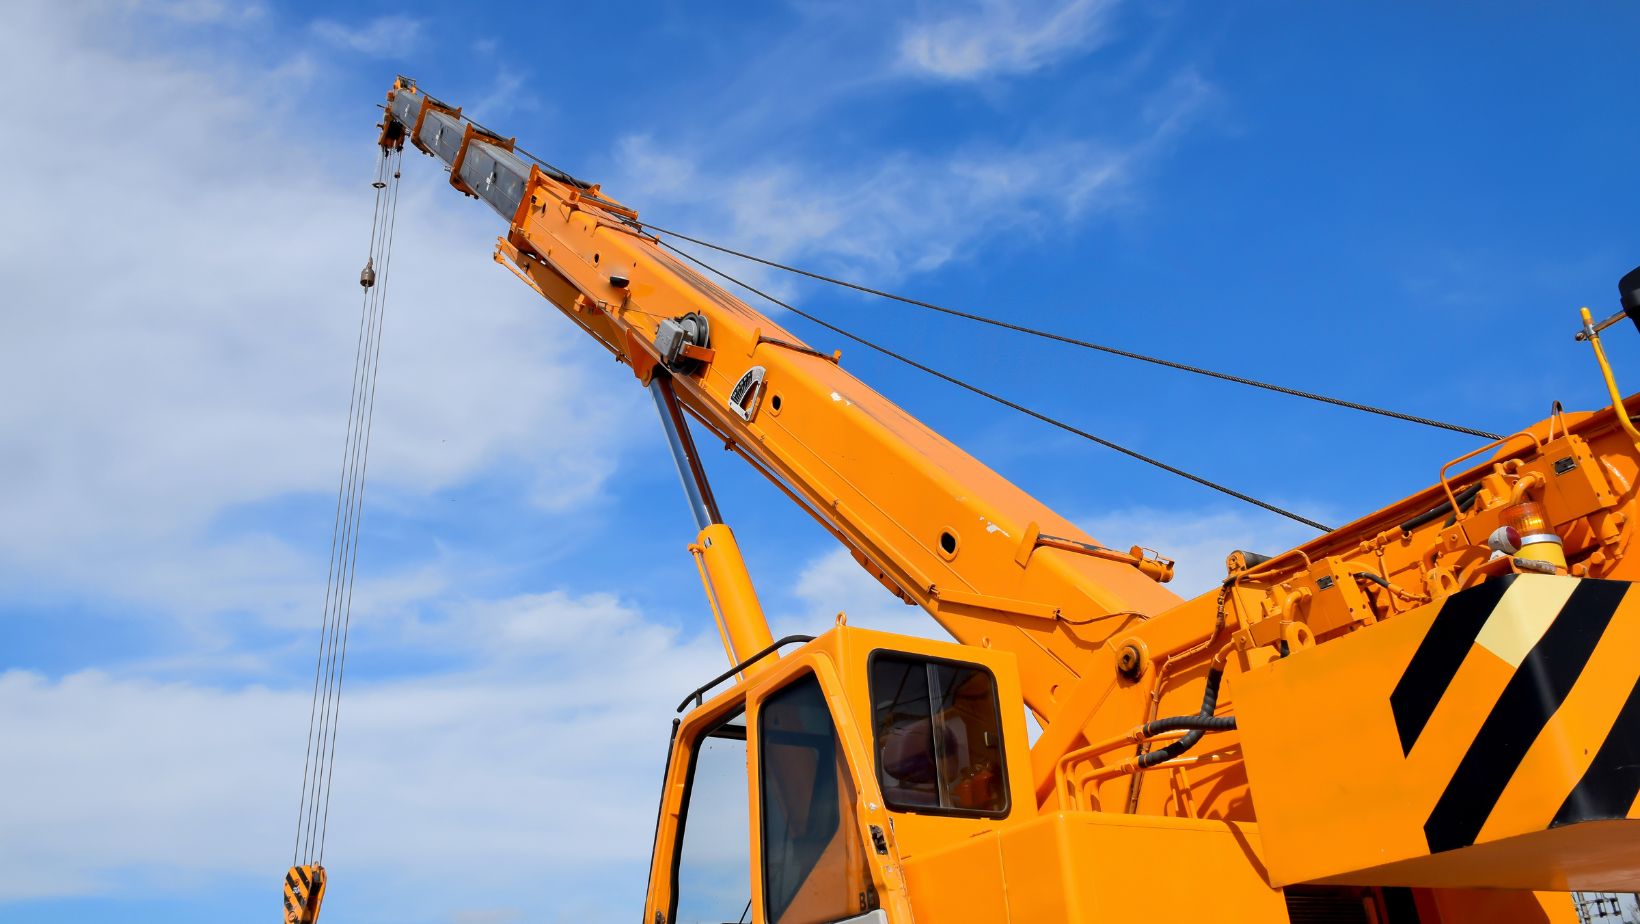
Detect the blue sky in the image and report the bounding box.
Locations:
[3,1,1638,922]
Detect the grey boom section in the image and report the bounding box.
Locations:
[458,142,530,221]
[417,109,465,163]
[383,82,569,223]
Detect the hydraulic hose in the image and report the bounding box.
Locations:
[1141,713,1238,735]
[1398,482,1482,533]
[1354,571,1393,590]
[1137,667,1233,769]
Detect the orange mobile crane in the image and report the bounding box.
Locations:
[286,76,1640,923]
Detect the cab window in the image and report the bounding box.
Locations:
[759,672,879,924]
[870,653,1008,816]
[672,710,751,924]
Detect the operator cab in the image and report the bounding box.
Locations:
[644,626,1034,924]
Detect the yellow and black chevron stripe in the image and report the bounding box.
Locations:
[282,864,325,924]
[1388,574,1640,854]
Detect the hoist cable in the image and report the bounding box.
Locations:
[306,204,382,866]
[310,145,400,863]
[293,179,379,862]
[634,221,1502,442]
[294,145,403,867]
[307,218,377,863]
[310,145,403,863]
[317,146,404,864]
[660,240,1333,532]
[293,151,392,866]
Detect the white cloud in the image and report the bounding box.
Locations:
[468,69,530,124]
[129,0,266,24]
[610,68,1212,289]
[777,547,948,640]
[1079,505,1325,596]
[0,14,683,920]
[310,14,422,57]
[0,543,937,917]
[0,1,641,615]
[0,538,956,913]
[614,135,1130,287]
[0,592,728,918]
[898,0,1119,81]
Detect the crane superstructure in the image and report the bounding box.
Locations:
[285,76,1640,924]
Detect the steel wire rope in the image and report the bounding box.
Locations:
[492,104,1494,438]
[629,221,1502,442]
[308,147,403,863]
[304,182,387,867]
[303,145,403,865]
[305,256,371,862]
[294,150,393,865]
[308,152,393,863]
[316,146,404,863]
[293,205,376,862]
[659,240,1333,532]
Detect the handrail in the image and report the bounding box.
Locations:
[675,635,815,713]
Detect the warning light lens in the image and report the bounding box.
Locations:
[1487,525,1522,555]
[1501,502,1561,545]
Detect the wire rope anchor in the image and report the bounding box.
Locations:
[1015,521,1175,583]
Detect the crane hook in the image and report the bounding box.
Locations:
[360,258,376,289]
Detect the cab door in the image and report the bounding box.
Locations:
[751,669,884,924]
[645,648,906,924]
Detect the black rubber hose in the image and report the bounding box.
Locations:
[1232,549,1274,570]
[1141,714,1238,735]
[1398,482,1482,533]
[1137,667,1233,769]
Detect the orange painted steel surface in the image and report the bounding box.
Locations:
[1237,573,1640,890]
[692,523,775,668]
[375,76,1640,922]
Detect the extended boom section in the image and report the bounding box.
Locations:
[367,76,1640,924]
[382,79,1184,720]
